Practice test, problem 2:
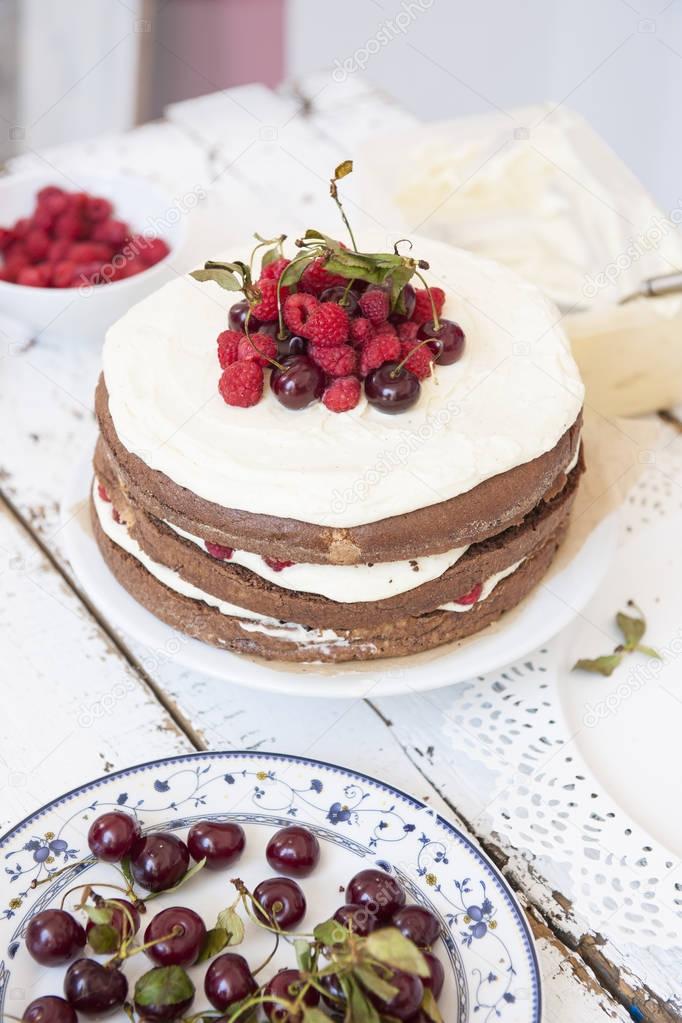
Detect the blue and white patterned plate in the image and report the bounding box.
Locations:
[0,751,541,1022]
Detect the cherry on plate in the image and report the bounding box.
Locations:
[345,868,406,922]
[333,902,377,936]
[87,810,141,862]
[129,832,189,892]
[266,825,320,878]
[423,951,445,998]
[86,898,140,951]
[22,995,76,1023]
[369,969,423,1020]
[392,904,440,947]
[143,906,206,967]
[421,318,466,365]
[254,877,306,930]
[264,968,319,1022]
[63,958,128,1015]
[26,909,86,966]
[204,952,257,1011]
[187,820,245,870]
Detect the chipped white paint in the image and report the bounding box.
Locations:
[1,73,678,1019]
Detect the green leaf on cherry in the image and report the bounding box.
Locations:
[573,653,623,677]
[215,905,245,946]
[134,965,195,1009]
[314,917,349,947]
[279,255,313,288]
[87,922,120,954]
[119,856,134,889]
[196,927,230,964]
[294,938,313,973]
[353,965,399,1002]
[364,928,430,977]
[83,905,113,926]
[421,986,444,1022]
[190,267,242,291]
[343,977,380,1023]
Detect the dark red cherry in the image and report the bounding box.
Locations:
[277,333,308,358]
[392,904,440,947]
[389,282,416,323]
[263,969,319,1022]
[26,909,86,966]
[87,811,141,862]
[333,902,377,936]
[345,868,406,922]
[144,906,206,966]
[420,318,465,365]
[320,285,359,316]
[86,898,140,951]
[187,820,245,870]
[270,355,325,410]
[320,973,345,1013]
[228,300,261,333]
[64,958,128,1015]
[134,966,195,1021]
[423,951,445,998]
[204,953,257,1011]
[266,825,320,878]
[129,832,189,892]
[364,361,420,414]
[369,969,423,1020]
[254,877,306,930]
[23,996,77,1023]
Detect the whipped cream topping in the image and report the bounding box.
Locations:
[103,235,583,528]
[166,518,468,602]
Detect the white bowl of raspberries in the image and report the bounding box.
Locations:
[0,171,186,342]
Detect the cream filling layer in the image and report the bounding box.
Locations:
[165,518,469,603]
[94,482,527,643]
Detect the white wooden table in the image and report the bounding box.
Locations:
[1,74,681,1022]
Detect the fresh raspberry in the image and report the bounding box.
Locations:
[138,237,170,267]
[97,482,111,502]
[283,293,318,337]
[349,316,375,346]
[250,278,286,322]
[87,196,113,222]
[73,261,105,287]
[397,321,419,345]
[305,302,349,348]
[13,218,31,239]
[411,286,445,325]
[453,582,482,605]
[323,375,361,413]
[399,340,434,381]
[205,541,234,560]
[359,287,389,324]
[216,329,242,369]
[360,334,400,376]
[373,321,397,338]
[68,242,113,263]
[218,360,263,407]
[264,557,294,571]
[0,227,13,251]
[48,239,70,262]
[237,332,278,367]
[24,229,50,263]
[17,265,50,288]
[309,344,357,377]
[37,185,65,204]
[32,206,56,231]
[53,212,87,241]
[91,219,129,247]
[260,256,290,281]
[52,260,77,288]
[300,256,346,295]
[38,191,68,218]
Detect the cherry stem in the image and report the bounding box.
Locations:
[329,178,358,252]
[413,268,441,330]
[107,924,183,967]
[392,335,434,377]
[249,233,286,274]
[244,306,284,372]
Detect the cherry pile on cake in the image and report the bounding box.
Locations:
[91,166,584,663]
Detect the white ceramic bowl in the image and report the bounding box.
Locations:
[0,170,188,342]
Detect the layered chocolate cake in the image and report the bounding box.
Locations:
[91,225,584,664]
